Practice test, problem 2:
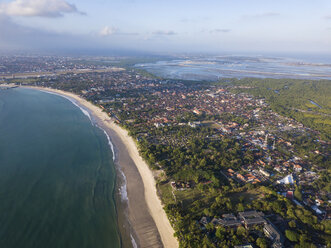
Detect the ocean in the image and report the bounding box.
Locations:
[0,88,121,248]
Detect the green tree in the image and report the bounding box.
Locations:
[237,203,245,212]
[256,237,268,248]
[289,220,296,228]
[294,187,303,201]
[287,208,296,219]
[236,226,247,238]
[215,227,226,240]
[285,229,299,242]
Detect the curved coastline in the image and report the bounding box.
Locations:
[26,86,178,248]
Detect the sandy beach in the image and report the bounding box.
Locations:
[28,87,178,248]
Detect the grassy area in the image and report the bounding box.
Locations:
[175,187,204,207]
[158,181,206,206]
[228,188,263,205]
[202,120,222,129]
[158,181,176,205]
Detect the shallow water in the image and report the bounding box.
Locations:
[136,55,331,80]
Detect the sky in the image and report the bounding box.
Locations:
[0,0,330,56]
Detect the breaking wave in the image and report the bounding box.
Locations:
[101,129,116,161]
[39,90,92,122]
[131,234,138,248]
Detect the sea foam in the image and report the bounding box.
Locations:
[100,127,133,245]
[39,90,92,122]
[118,169,128,202]
[102,129,116,161]
[99,128,128,202]
[130,234,138,248]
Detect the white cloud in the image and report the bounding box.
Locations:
[244,12,280,19]
[0,14,96,52]
[152,30,177,36]
[0,0,83,18]
[210,29,231,34]
[99,26,119,36]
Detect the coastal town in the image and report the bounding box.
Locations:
[1,56,330,248]
[1,0,331,247]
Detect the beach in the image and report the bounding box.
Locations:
[28,87,178,248]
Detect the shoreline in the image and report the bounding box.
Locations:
[26,86,178,248]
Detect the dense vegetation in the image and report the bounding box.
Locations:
[162,185,330,248]
[121,122,331,248]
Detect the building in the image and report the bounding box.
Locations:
[239,211,266,228]
[259,169,270,177]
[219,214,242,228]
[234,245,253,248]
[277,174,294,184]
[264,223,284,248]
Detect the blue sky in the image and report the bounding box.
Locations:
[0,0,330,55]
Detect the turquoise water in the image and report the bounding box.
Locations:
[0,88,120,248]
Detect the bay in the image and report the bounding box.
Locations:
[0,88,120,248]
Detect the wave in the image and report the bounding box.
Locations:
[118,168,128,202]
[99,127,134,245]
[97,127,128,203]
[95,125,127,202]
[39,90,92,122]
[101,129,116,161]
[130,234,138,248]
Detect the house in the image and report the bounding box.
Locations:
[286,191,293,200]
[293,164,302,172]
[259,169,270,177]
[237,174,246,182]
[193,109,201,115]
